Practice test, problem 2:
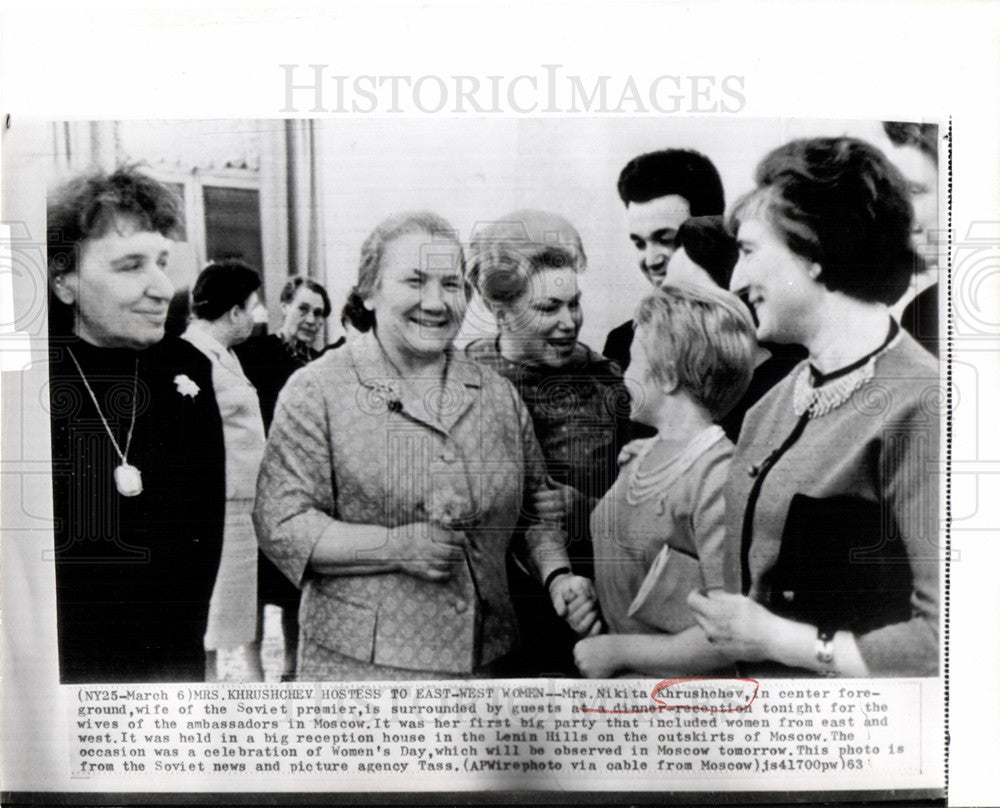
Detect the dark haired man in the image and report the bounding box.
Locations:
[604,149,726,369]
[182,261,267,681]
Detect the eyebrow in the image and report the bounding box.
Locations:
[412,268,462,281]
[535,293,581,305]
[112,251,168,265]
[650,228,678,239]
[629,227,678,241]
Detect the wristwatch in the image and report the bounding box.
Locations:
[815,630,836,675]
[544,567,572,591]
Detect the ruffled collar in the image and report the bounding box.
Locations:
[278,333,318,365]
[793,320,901,419]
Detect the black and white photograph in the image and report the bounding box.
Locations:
[2,3,998,805]
[41,116,943,687]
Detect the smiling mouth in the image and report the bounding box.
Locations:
[547,337,576,353]
[411,316,450,329]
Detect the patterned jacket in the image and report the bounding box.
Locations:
[254,329,570,675]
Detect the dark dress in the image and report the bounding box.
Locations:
[234,333,343,609]
[465,337,631,676]
[49,336,225,683]
[236,334,318,432]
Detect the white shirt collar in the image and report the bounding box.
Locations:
[182,319,230,360]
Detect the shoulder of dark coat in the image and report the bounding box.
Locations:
[146,335,213,377]
[234,332,275,354]
[576,342,624,379]
[607,319,633,339]
[235,333,286,362]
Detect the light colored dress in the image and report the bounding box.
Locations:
[591,425,737,635]
[183,322,266,649]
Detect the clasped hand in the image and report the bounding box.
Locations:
[549,574,602,637]
[687,589,776,662]
[531,479,586,522]
[389,521,467,582]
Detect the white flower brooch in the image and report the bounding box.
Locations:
[174,374,200,398]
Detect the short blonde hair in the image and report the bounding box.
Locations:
[633,282,756,420]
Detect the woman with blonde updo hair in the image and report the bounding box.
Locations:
[465,209,630,675]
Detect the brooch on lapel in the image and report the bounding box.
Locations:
[174,374,201,399]
[370,380,403,413]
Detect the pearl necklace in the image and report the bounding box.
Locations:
[792,344,898,419]
[67,348,143,497]
[625,425,726,507]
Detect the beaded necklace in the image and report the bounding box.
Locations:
[625,425,726,507]
[792,325,900,419]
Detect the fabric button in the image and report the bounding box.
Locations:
[782,590,795,602]
[441,448,457,463]
[453,599,468,613]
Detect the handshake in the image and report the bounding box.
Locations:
[386,521,602,638]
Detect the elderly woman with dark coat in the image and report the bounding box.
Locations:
[254,212,599,680]
[235,275,335,680]
[236,276,336,430]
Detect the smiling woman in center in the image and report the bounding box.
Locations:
[254,211,600,680]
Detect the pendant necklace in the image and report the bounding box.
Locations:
[67,348,143,497]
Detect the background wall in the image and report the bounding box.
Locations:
[314,116,897,349]
[45,116,912,350]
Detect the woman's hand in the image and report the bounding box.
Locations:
[532,480,586,522]
[549,574,602,637]
[687,590,779,662]
[386,522,467,582]
[574,635,623,678]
